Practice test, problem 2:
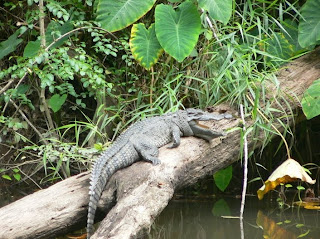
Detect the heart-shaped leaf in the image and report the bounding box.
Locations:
[155,2,201,62]
[96,0,156,32]
[214,165,232,192]
[49,94,67,113]
[298,0,320,48]
[198,0,232,25]
[130,23,163,70]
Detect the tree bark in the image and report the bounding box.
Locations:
[0,48,320,239]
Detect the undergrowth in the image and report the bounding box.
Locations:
[0,0,318,188]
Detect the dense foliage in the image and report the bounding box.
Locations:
[0,0,319,185]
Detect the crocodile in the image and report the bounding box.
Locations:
[87,108,231,238]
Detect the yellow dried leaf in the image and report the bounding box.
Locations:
[257,158,316,200]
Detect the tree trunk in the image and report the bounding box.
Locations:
[0,48,320,239]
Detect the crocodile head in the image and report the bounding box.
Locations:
[185,108,232,121]
[185,108,231,141]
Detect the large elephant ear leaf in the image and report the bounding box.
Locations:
[130,23,163,70]
[198,0,232,25]
[298,0,320,48]
[155,2,201,62]
[96,0,156,32]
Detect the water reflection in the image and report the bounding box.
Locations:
[147,197,320,239]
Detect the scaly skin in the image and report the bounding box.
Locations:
[87,109,231,238]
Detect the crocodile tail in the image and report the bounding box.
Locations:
[87,163,113,239]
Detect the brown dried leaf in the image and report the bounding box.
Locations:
[257,158,316,200]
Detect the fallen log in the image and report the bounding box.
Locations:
[0,48,320,239]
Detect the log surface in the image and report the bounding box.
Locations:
[0,48,320,239]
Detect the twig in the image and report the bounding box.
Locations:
[45,26,115,51]
[239,104,248,239]
[0,6,25,23]
[0,79,15,95]
[201,9,223,47]
[38,0,56,131]
[17,168,43,189]
[150,67,154,104]
[39,0,46,48]
[5,93,48,145]
[2,21,114,140]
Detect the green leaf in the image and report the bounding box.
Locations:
[49,94,67,113]
[265,32,294,66]
[2,175,12,180]
[281,19,302,53]
[23,22,73,57]
[212,199,231,216]
[155,2,201,62]
[130,23,163,70]
[301,79,320,119]
[23,40,41,58]
[214,165,232,192]
[298,0,320,48]
[12,168,20,173]
[96,0,156,32]
[0,31,23,60]
[198,0,232,25]
[13,173,21,181]
[94,143,103,151]
[16,84,30,94]
[46,21,73,49]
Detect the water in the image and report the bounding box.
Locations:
[147,196,320,239]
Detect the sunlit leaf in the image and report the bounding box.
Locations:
[96,0,156,32]
[130,23,163,70]
[13,173,21,181]
[257,158,316,200]
[2,175,12,180]
[155,2,201,62]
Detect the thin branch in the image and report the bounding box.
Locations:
[38,0,56,131]
[5,93,48,145]
[39,0,46,48]
[1,23,115,141]
[0,79,15,95]
[239,104,248,239]
[18,168,43,189]
[45,26,115,51]
[0,6,25,22]
[150,67,154,104]
[201,9,223,47]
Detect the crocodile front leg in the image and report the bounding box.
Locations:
[167,124,182,148]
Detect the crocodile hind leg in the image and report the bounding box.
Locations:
[131,139,161,165]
